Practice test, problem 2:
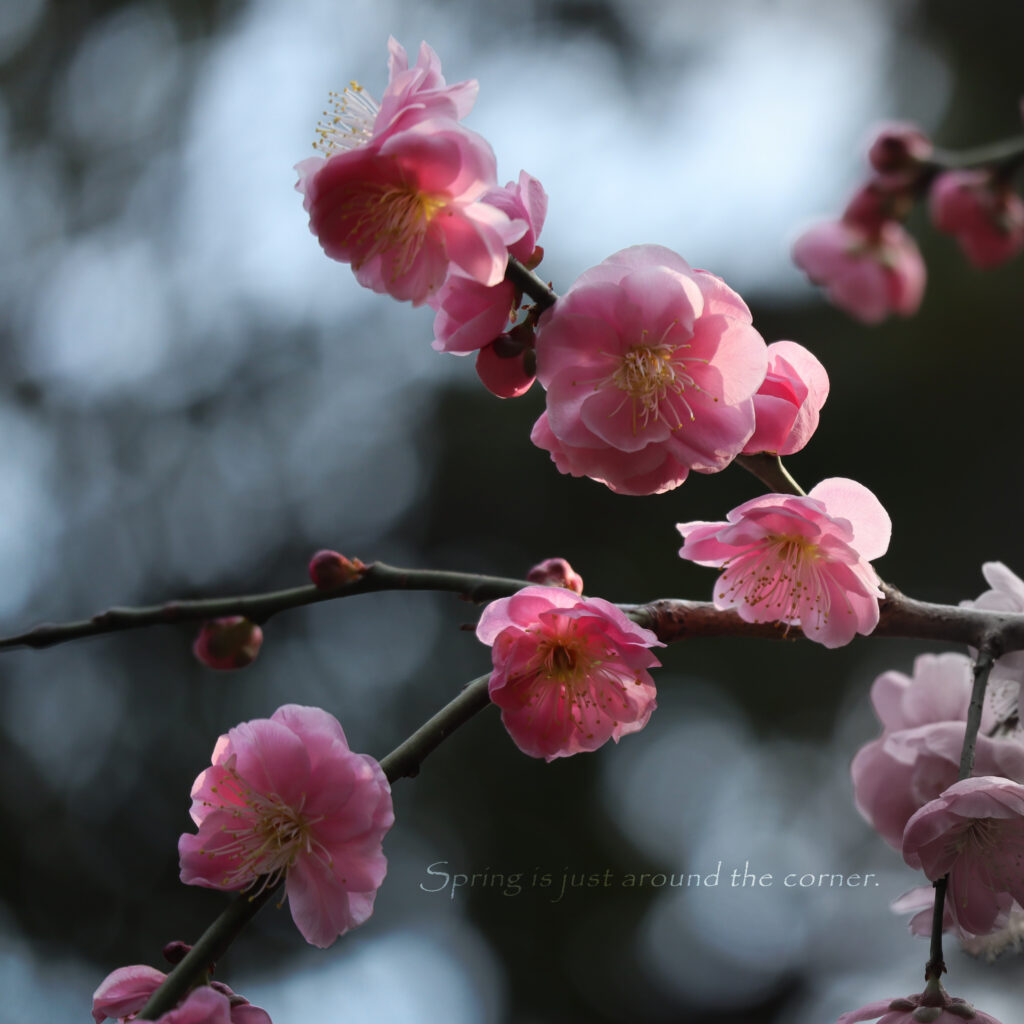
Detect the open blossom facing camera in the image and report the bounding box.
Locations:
[903,776,1024,936]
[179,705,393,948]
[476,586,663,761]
[678,478,891,648]
[531,245,768,495]
[296,39,525,305]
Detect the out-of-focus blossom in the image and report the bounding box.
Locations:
[866,121,933,175]
[742,340,829,455]
[852,651,1024,849]
[476,585,663,761]
[526,557,584,594]
[837,978,1003,1024]
[432,171,548,354]
[192,617,263,671]
[678,477,890,648]
[179,705,393,948]
[531,244,768,495]
[308,549,367,589]
[903,776,1024,935]
[92,966,271,1023]
[792,219,925,324]
[930,170,1024,269]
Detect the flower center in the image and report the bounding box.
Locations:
[343,183,447,276]
[314,82,380,157]
[208,769,328,891]
[598,324,706,435]
[720,533,834,627]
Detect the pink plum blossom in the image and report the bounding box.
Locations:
[530,244,769,495]
[903,776,1024,935]
[432,170,548,354]
[792,219,925,324]
[929,170,1024,269]
[476,585,663,761]
[891,885,1024,957]
[92,966,271,1024]
[851,652,1024,850]
[742,340,829,455]
[838,979,1003,1024]
[297,119,524,305]
[678,477,890,648]
[179,704,393,948]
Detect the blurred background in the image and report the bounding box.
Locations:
[0,0,1022,1020]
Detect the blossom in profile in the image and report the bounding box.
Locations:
[432,170,548,354]
[192,617,263,671]
[903,776,1024,936]
[678,477,891,648]
[296,39,524,305]
[476,585,663,761]
[930,170,1024,269]
[531,244,768,495]
[851,652,1024,849]
[742,340,829,456]
[179,705,393,948]
[92,965,271,1023]
[791,219,925,323]
[837,978,1003,1024]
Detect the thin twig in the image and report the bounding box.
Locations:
[138,673,496,1019]
[733,454,806,496]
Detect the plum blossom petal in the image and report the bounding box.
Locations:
[903,776,1024,936]
[678,478,890,648]
[178,705,393,948]
[476,586,663,761]
[532,245,768,495]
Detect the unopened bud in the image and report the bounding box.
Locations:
[867,121,932,174]
[162,941,192,966]
[308,549,366,589]
[526,557,584,594]
[192,617,263,671]
[476,338,536,398]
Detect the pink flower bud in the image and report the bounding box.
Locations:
[192,617,263,671]
[475,339,536,398]
[929,169,1024,269]
[161,941,192,966]
[866,121,932,174]
[526,557,584,594]
[308,550,367,589]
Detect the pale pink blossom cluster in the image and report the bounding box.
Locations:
[793,119,1024,323]
[852,564,1024,955]
[178,704,393,948]
[476,584,663,760]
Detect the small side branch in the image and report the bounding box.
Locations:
[505,255,558,312]
[137,672,496,1019]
